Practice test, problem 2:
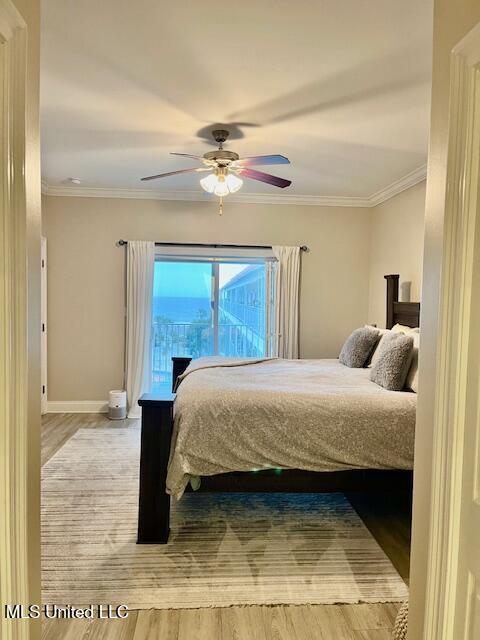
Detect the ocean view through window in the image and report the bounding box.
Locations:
[151,255,275,392]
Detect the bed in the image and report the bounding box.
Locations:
[137,274,420,543]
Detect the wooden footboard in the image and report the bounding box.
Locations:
[137,393,174,543]
[137,357,191,544]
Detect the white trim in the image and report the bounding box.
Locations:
[368,164,427,207]
[40,182,371,207]
[0,3,31,640]
[422,21,480,640]
[40,164,427,208]
[0,0,23,41]
[47,400,109,413]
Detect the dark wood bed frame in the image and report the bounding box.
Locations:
[137,274,420,543]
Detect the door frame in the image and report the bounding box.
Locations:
[420,21,480,639]
[0,1,34,639]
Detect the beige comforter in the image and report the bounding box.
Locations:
[166,357,416,498]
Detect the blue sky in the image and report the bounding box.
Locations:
[153,262,246,298]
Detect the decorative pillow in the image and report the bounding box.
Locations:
[339,327,380,368]
[370,333,414,391]
[405,332,420,392]
[365,326,390,368]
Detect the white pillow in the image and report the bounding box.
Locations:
[405,331,420,392]
[392,323,419,333]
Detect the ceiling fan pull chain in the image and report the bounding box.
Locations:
[219,196,224,216]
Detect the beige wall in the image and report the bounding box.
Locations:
[408,3,480,639]
[42,195,373,401]
[368,181,426,327]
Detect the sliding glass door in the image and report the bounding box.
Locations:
[151,255,274,391]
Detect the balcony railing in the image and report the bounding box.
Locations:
[220,299,265,330]
[151,321,265,386]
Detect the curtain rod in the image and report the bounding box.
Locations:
[117,240,309,252]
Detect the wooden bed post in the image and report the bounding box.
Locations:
[137,393,174,544]
[137,357,192,544]
[384,274,399,329]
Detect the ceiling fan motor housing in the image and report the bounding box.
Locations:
[203,149,239,166]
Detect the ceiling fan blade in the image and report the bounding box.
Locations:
[235,168,292,189]
[141,167,209,181]
[232,154,290,167]
[170,152,207,161]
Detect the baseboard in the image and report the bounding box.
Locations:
[46,400,108,413]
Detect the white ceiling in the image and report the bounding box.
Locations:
[41,0,433,201]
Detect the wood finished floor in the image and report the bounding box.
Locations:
[41,413,410,640]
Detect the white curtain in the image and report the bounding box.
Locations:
[126,241,155,418]
[272,245,301,359]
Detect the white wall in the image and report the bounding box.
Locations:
[368,181,426,327]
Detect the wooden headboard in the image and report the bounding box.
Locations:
[384,274,420,329]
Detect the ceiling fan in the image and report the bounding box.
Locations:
[141,129,292,214]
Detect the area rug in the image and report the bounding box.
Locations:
[41,427,408,609]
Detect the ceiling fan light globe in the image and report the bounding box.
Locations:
[200,173,218,193]
[213,180,229,197]
[225,174,243,194]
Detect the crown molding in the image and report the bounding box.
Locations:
[368,164,427,207]
[40,183,370,207]
[41,164,427,208]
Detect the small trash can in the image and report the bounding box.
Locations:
[108,390,127,420]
